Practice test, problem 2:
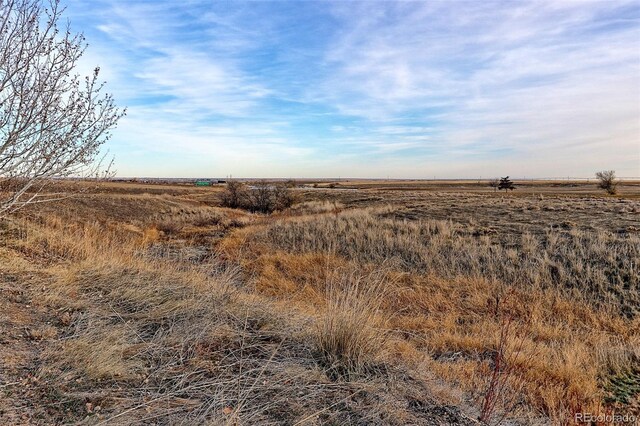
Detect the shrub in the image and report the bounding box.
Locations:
[596,170,618,195]
[222,180,295,213]
[220,180,248,208]
[245,180,295,213]
[246,180,273,213]
[272,183,296,211]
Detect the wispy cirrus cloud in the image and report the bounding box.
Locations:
[64,0,639,178]
[316,1,640,176]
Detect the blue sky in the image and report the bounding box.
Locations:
[66,0,640,178]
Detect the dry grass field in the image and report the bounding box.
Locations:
[1,179,639,425]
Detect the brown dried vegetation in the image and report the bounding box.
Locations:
[1,179,638,424]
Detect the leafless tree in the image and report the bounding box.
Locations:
[595,170,618,195]
[272,182,295,211]
[0,0,124,216]
[489,178,499,192]
[248,180,274,213]
[220,180,247,209]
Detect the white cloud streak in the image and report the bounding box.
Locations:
[66,0,639,177]
[316,0,640,176]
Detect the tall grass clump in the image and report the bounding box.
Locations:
[314,270,390,380]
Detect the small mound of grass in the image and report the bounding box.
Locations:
[314,270,390,380]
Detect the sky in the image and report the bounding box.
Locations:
[65,0,640,179]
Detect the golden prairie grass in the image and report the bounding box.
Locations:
[286,200,345,215]
[2,184,638,424]
[219,206,639,423]
[313,269,390,380]
[2,209,456,424]
[249,208,639,315]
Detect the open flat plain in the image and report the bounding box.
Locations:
[1,179,638,425]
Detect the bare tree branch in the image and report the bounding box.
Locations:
[0,0,124,216]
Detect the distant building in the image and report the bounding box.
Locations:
[194,179,226,186]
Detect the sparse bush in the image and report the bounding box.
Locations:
[245,180,295,213]
[220,179,248,208]
[489,178,500,192]
[221,180,295,213]
[191,210,223,227]
[596,170,618,195]
[272,183,296,211]
[247,180,274,213]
